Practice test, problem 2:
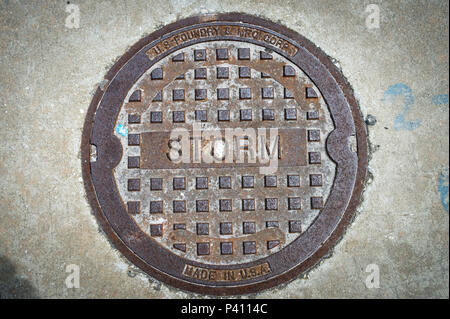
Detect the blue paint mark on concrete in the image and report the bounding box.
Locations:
[438,168,449,213]
[115,124,128,137]
[432,94,449,105]
[382,83,421,131]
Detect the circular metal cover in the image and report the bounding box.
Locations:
[81,13,367,295]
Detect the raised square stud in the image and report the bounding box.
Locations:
[310,174,323,187]
[311,197,323,209]
[220,242,233,255]
[219,176,232,189]
[266,221,279,228]
[238,48,250,60]
[150,111,162,123]
[239,67,251,78]
[149,201,163,214]
[262,109,275,121]
[265,198,278,210]
[307,110,320,120]
[242,176,254,188]
[195,89,207,101]
[284,88,294,99]
[243,222,256,234]
[239,88,251,99]
[260,51,273,60]
[127,201,140,214]
[216,48,229,60]
[150,224,163,236]
[151,68,163,80]
[217,88,229,100]
[172,89,185,101]
[128,156,140,169]
[284,108,297,120]
[194,68,207,79]
[127,179,140,191]
[150,178,163,191]
[267,240,280,250]
[196,223,209,236]
[129,90,141,102]
[195,110,207,122]
[306,87,318,98]
[217,110,230,121]
[308,129,320,142]
[152,91,162,102]
[289,221,302,233]
[173,177,186,190]
[128,114,141,124]
[264,175,277,187]
[261,87,274,99]
[173,111,185,123]
[283,65,296,77]
[242,199,255,211]
[197,242,210,255]
[217,67,229,79]
[288,197,301,210]
[243,241,256,254]
[287,175,300,187]
[128,134,140,146]
[309,152,322,164]
[196,200,209,212]
[173,243,186,252]
[219,199,232,212]
[194,49,206,61]
[172,52,184,62]
[240,109,252,121]
[196,177,208,189]
[220,222,233,235]
[173,200,186,213]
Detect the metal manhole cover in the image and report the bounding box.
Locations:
[81,13,367,295]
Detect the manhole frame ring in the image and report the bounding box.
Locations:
[81,12,368,296]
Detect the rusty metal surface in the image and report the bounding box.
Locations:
[81,13,367,295]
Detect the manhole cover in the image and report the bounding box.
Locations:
[82,13,367,295]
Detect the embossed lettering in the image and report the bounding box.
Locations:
[182,263,272,282]
[146,25,298,60]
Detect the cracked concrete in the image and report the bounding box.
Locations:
[0,0,448,298]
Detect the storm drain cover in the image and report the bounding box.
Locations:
[82,13,367,295]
